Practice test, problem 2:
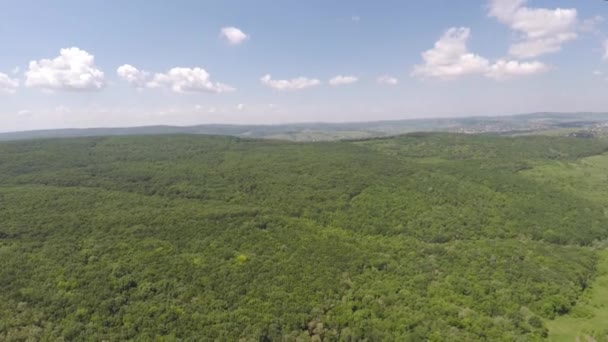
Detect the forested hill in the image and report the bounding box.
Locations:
[2,133,608,340]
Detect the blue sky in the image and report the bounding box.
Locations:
[0,0,607,132]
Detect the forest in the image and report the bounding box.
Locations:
[1,133,608,341]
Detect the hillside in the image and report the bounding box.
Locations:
[2,133,608,340]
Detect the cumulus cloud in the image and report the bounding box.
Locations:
[117,64,150,88]
[260,74,321,91]
[329,75,358,86]
[220,27,249,45]
[488,0,579,58]
[377,75,398,85]
[0,73,19,94]
[25,47,105,91]
[151,68,235,93]
[486,60,549,80]
[413,27,547,81]
[117,65,234,94]
[412,27,490,80]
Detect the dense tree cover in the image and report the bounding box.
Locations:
[1,133,608,341]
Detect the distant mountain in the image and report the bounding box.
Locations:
[2,112,608,142]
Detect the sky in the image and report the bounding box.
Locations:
[0,0,607,132]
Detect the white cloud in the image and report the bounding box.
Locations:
[260,74,321,91]
[580,16,604,33]
[237,103,245,111]
[412,27,490,80]
[488,0,579,58]
[117,64,150,88]
[352,15,360,22]
[25,47,105,91]
[0,73,19,94]
[603,40,608,61]
[377,75,398,85]
[486,59,548,80]
[593,70,603,76]
[151,68,235,93]
[413,27,547,81]
[329,75,358,86]
[117,65,234,94]
[488,0,527,22]
[12,67,20,75]
[220,27,249,45]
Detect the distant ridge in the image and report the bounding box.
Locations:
[2,112,608,142]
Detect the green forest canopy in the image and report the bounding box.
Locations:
[2,133,608,341]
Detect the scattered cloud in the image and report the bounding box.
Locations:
[25,47,105,91]
[412,27,490,80]
[580,16,604,33]
[117,64,150,88]
[0,72,19,94]
[117,65,234,94]
[237,103,245,111]
[151,68,235,93]
[488,0,579,59]
[487,0,526,22]
[413,27,547,81]
[593,70,603,76]
[220,27,249,45]
[486,60,549,80]
[377,75,399,85]
[260,74,321,91]
[329,75,358,86]
[604,40,608,61]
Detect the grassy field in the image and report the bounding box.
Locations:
[523,154,608,205]
[523,154,608,341]
[546,249,608,341]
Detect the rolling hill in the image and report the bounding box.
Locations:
[1,133,608,340]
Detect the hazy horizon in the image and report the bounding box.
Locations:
[2,110,608,135]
